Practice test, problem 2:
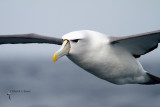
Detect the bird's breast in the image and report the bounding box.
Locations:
[67,44,144,84]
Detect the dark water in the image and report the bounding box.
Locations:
[0,57,160,107]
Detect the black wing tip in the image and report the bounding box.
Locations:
[140,73,160,85]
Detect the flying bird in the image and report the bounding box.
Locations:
[0,30,160,85]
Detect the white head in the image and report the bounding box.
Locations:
[53,30,109,63]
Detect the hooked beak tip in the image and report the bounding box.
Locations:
[53,53,57,63]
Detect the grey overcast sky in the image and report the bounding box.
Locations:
[0,1,160,107]
[0,0,160,35]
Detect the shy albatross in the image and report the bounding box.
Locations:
[0,30,160,85]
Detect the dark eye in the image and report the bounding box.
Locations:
[72,39,80,43]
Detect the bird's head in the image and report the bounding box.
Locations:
[53,30,109,63]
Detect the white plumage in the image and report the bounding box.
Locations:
[63,30,149,84]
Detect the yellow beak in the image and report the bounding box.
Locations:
[53,40,71,63]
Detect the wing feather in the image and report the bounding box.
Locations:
[0,33,62,45]
[110,30,160,58]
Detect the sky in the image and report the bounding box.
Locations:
[0,0,160,107]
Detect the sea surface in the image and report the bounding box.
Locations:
[0,56,160,107]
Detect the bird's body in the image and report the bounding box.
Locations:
[0,30,160,85]
[68,44,147,85]
[64,31,149,84]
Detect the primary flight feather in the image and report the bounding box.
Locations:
[0,30,160,85]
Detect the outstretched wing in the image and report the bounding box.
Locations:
[0,33,63,45]
[110,30,160,58]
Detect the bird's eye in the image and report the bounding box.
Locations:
[72,39,80,43]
